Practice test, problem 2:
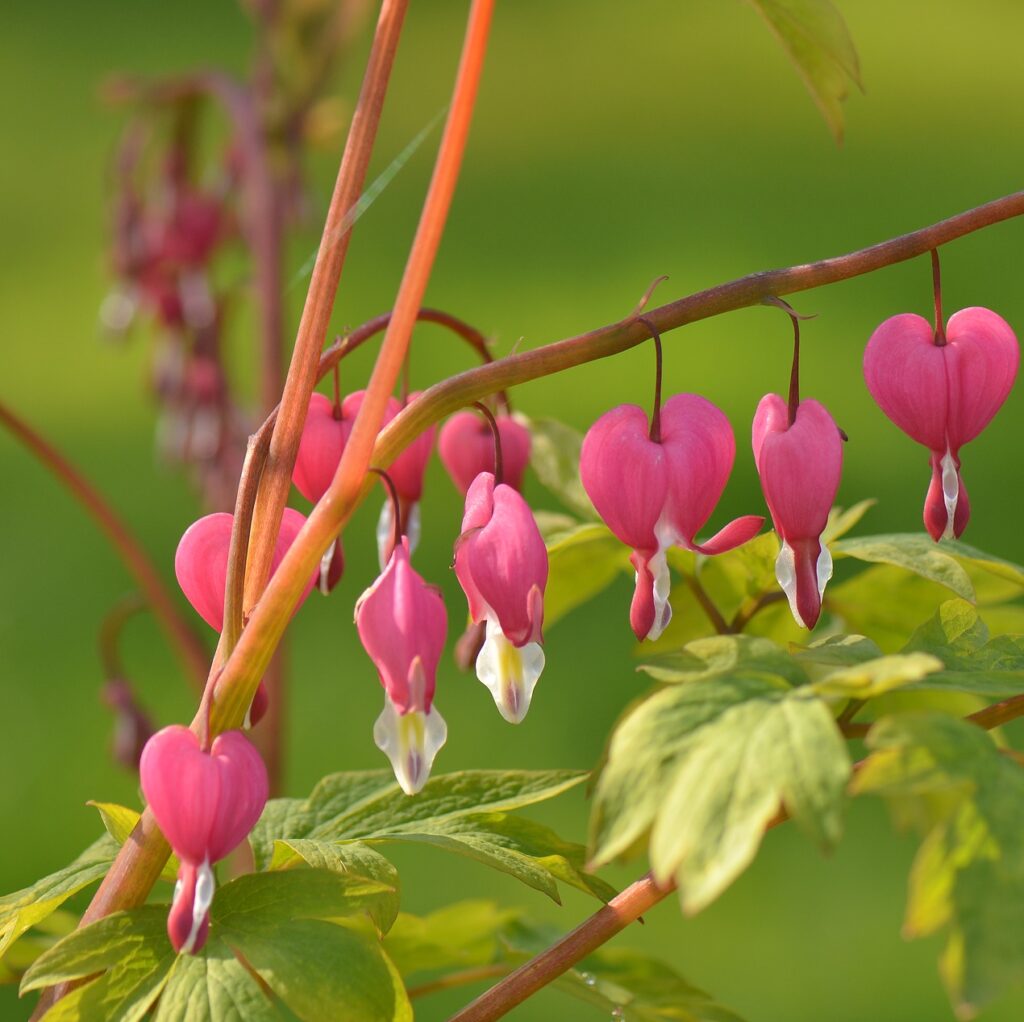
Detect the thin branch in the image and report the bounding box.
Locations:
[683,574,731,635]
[730,590,787,632]
[0,401,208,690]
[242,0,409,613]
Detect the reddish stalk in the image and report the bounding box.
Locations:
[0,401,208,690]
[931,248,947,346]
[472,401,504,484]
[211,0,495,732]
[48,1,495,983]
[242,0,409,612]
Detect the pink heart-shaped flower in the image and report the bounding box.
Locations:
[439,411,531,495]
[174,508,317,631]
[140,725,268,865]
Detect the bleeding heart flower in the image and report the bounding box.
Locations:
[752,395,843,629]
[453,472,548,723]
[294,390,434,570]
[174,509,317,724]
[140,725,268,953]
[863,308,1018,540]
[355,538,447,795]
[580,394,763,641]
[439,410,531,495]
[174,509,316,631]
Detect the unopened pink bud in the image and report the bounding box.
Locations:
[454,472,548,723]
[355,539,448,794]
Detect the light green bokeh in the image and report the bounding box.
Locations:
[3,1,1024,1019]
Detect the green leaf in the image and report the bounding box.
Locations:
[810,653,943,699]
[902,601,1024,698]
[27,908,174,1022]
[639,634,808,687]
[545,522,630,628]
[938,539,1024,590]
[384,900,518,976]
[252,769,587,866]
[88,803,179,884]
[22,906,167,993]
[832,534,976,602]
[153,937,286,1022]
[526,416,596,519]
[747,0,862,143]
[268,840,400,935]
[794,633,884,669]
[592,675,850,912]
[220,919,410,1022]
[504,918,746,1022]
[213,871,409,1022]
[0,837,117,957]
[854,712,1024,1016]
[254,769,604,906]
[821,499,876,544]
[367,811,614,905]
[212,867,393,930]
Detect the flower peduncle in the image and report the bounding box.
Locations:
[931,248,947,346]
[471,401,504,485]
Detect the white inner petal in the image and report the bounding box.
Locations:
[376,500,423,571]
[405,502,422,557]
[375,500,394,571]
[319,539,337,595]
[181,860,215,955]
[816,542,833,601]
[775,539,805,629]
[941,448,959,541]
[374,697,448,796]
[475,620,545,724]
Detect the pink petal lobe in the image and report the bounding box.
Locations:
[386,392,436,502]
[580,404,666,552]
[293,393,353,504]
[175,513,232,631]
[863,313,948,451]
[790,537,826,630]
[439,412,530,495]
[629,550,655,641]
[204,730,271,862]
[659,394,737,544]
[944,307,1019,448]
[691,515,765,555]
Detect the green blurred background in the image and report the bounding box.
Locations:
[3,1,1024,1019]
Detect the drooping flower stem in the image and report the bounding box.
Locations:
[332,364,343,417]
[472,401,504,484]
[369,467,403,549]
[639,316,663,443]
[787,313,801,425]
[241,0,410,615]
[931,247,947,346]
[0,401,208,691]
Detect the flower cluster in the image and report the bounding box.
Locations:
[148,271,1017,959]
